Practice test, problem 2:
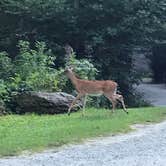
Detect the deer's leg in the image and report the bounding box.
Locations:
[104,94,117,113]
[82,95,87,116]
[110,97,117,113]
[68,94,83,116]
[114,94,128,114]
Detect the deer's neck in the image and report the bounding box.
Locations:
[68,72,78,87]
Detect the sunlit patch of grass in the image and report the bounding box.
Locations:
[0,107,166,156]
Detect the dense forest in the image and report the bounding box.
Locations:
[0,0,166,112]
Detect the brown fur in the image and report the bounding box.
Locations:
[65,68,128,115]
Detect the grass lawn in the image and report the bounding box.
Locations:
[0,107,166,156]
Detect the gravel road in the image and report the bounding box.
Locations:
[1,83,166,166]
[136,83,166,106]
[1,121,166,166]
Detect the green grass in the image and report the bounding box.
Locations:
[0,107,166,156]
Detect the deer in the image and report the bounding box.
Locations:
[64,67,128,116]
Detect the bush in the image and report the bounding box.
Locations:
[11,40,60,92]
[0,40,65,112]
[0,80,10,113]
[0,52,13,80]
[67,52,98,80]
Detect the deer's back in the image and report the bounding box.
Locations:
[75,79,117,94]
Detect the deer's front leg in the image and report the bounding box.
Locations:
[68,94,83,116]
[110,97,117,113]
[82,95,87,116]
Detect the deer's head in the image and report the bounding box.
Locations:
[64,66,74,77]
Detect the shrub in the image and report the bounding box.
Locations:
[12,40,60,92]
[67,52,98,80]
[0,52,13,80]
[0,40,65,113]
[0,79,9,113]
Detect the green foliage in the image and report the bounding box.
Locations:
[0,80,9,114]
[0,40,67,112]
[0,80,9,103]
[67,52,98,80]
[12,40,59,92]
[0,52,13,80]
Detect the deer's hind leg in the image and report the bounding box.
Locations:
[82,95,87,116]
[114,94,128,114]
[104,93,117,113]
